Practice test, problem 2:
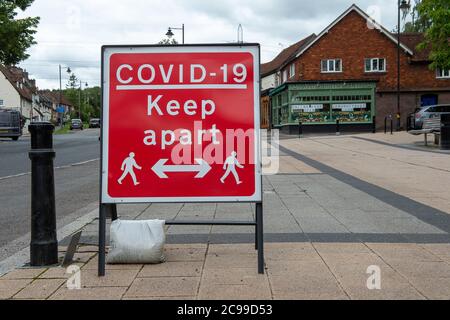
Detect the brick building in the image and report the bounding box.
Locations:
[262,4,450,133]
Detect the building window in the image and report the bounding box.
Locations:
[436,68,450,79]
[0,99,4,106]
[282,70,287,83]
[365,58,386,72]
[321,59,342,73]
[289,64,295,78]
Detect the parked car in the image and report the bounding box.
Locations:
[70,119,84,130]
[412,104,450,129]
[0,109,22,141]
[89,118,100,128]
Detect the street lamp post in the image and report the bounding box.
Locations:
[58,65,71,127]
[166,24,184,44]
[78,81,88,120]
[397,0,411,131]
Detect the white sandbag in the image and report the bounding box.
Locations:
[107,219,166,264]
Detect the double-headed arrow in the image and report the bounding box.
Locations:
[152,159,212,179]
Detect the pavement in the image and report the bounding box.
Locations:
[1,131,450,300]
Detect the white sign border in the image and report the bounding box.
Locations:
[101,44,262,204]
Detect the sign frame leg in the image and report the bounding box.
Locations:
[99,204,119,276]
[256,202,264,274]
[255,211,258,251]
[110,203,118,221]
[98,203,107,277]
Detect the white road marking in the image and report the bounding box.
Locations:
[0,158,100,181]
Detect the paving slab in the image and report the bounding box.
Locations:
[407,277,450,299]
[49,286,127,300]
[138,261,203,278]
[80,269,140,288]
[366,243,443,261]
[39,264,84,279]
[0,279,32,299]
[124,277,200,298]
[269,274,348,300]
[83,257,143,271]
[164,245,208,262]
[1,268,47,280]
[13,279,64,299]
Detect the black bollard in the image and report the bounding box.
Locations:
[336,119,340,136]
[28,122,58,266]
[441,114,450,150]
[390,117,394,135]
[372,116,376,134]
[384,116,387,134]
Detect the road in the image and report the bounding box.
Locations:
[0,129,100,178]
[0,129,101,260]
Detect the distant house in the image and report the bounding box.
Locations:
[0,65,37,131]
[37,92,53,122]
[39,90,74,123]
[0,65,75,131]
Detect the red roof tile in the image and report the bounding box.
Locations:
[261,34,316,76]
[0,65,36,101]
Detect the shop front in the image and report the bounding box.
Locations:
[270,81,376,134]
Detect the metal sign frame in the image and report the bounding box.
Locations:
[99,43,264,277]
[101,44,262,203]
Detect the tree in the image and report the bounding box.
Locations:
[158,38,178,45]
[63,73,80,118]
[416,0,450,70]
[0,0,40,65]
[404,0,432,33]
[63,72,101,122]
[66,72,78,89]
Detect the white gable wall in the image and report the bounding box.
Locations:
[0,71,21,110]
[0,71,33,134]
[262,73,277,91]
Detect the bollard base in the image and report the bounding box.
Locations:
[30,241,58,266]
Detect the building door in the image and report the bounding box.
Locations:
[421,94,438,107]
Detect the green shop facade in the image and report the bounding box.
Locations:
[270,81,377,134]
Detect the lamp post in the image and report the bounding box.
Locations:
[58,65,71,127]
[397,0,411,131]
[78,81,88,120]
[166,24,184,44]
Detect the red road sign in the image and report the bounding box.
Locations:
[101,45,261,203]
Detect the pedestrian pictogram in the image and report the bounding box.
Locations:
[220,151,243,185]
[117,152,142,186]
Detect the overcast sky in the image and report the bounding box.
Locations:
[16,0,409,89]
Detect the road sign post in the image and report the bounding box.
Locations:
[99,44,263,276]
